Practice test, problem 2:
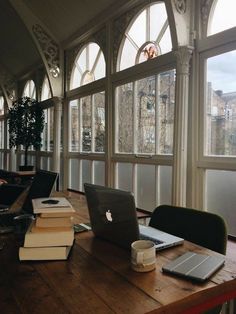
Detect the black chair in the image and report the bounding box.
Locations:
[149,205,227,314]
[149,205,227,254]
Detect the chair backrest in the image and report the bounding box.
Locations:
[149,205,227,254]
[0,184,26,206]
[22,169,58,213]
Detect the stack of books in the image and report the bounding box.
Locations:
[19,197,75,261]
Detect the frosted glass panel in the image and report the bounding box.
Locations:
[94,161,105,186]
[159,166,172,205]
[117,162,133,192]
[41,157,49,170]
[82,159,91,191]
[206,170,236,236]
[69,158,80,190]
[137,164,156,211]
[0,152,3,168]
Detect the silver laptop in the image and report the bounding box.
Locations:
[162,251,225,282]
[84,183,184,250]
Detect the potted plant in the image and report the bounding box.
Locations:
[8,96,44,171]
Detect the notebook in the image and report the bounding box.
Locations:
[162,251,225,282]
[84,183,184,250]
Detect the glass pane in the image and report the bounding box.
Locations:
[82,159,91,191]
[206,170,236,236]
[94,92,105,152]
[158,70,175,154]
[42,109,48,151]
[136,76,156,154]
[206,51,236,156]
[159,166,172,205]
[94,54,105,80]
[41,156,49,170]
[209,0,236,35]
[94,161,105,186]
[128,9,146,47]
[119,38,137,71]
[0,152,3,168]
[116,83,133,153]
[89,43,99,70]
[116,162,133,191]
[71,67,82,89]
[81,96,91,152]
[137,164,156,211]
[150,3,167,40]
[49,107,54,151]
[0,96,4,115]
[159,26,172,55]
[69,158,80,190]
[69,100,79,152]
[0,120,4,149]
[77,48,87,73]
[41,77,51,101]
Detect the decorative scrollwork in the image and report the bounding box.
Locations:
[32,24,60,78]
[174,0,186,14]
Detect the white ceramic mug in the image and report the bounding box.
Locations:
[131,240,156,272]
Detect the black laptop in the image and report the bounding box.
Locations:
[84,183,183,250]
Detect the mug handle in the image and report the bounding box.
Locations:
[136,251,144,265]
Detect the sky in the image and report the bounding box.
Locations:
[207,50,236,94]
[207,0,236,93]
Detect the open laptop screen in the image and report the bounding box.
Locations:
[84,183,139,249]
[22,170,58,213]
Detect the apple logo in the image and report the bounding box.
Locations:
[105,210,113,222]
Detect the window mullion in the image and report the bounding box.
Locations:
[133,81,137,154]
[146,7,150,42]
[91,95,95,152]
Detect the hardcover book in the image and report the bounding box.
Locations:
[24,221,74,247]
[19,246,72,261]
[32,197,75,215]
[35,216,73,228]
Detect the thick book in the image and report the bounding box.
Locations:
[32,197,75,215]
[19,246,72,261]
[39,212,75,218]
[35,216,73,228]
[31,225,73,233]
[24,221,74,247]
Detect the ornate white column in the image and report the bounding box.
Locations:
[52,97,62,175]
[172,46,193,206]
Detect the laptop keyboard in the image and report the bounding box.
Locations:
[139,234,164,245]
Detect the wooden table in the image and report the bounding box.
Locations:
[1,192,236,314]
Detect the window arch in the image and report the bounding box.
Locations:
[41,76,52,101]
[70,42,106,90]
[208,0,236,36]
[117,2,172,71]
[22,80,36,99]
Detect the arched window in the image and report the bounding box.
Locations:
[41,76,52,101]
[208,0,236,36]
[0,96,4,115]
[117,2,172,71]
[70,42,105,89]
[23,80,36,99]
